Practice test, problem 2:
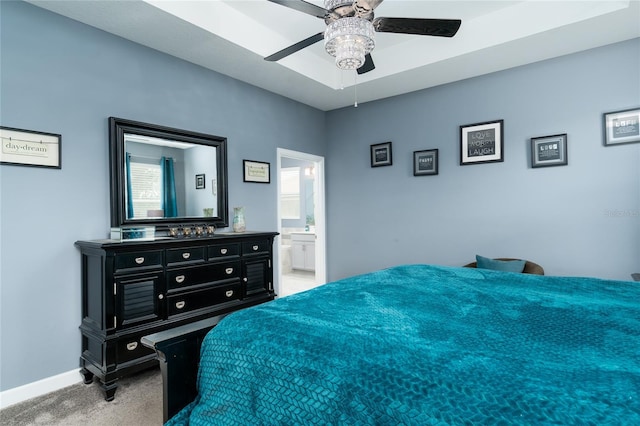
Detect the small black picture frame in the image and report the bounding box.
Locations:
[531,134,568,168]
[460,120,504,165]
[371,142,392,167]
[195,174,205,189]
[413,149,439,176]
[603,107,640,146]
[243,159,270,183]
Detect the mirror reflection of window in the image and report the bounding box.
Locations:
[127,157,162,219]
[281,167,300,219]
[124,137,188,219]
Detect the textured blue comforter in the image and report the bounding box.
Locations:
[167,264,640,425]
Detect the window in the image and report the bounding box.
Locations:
[280,167,300,219]
[128,158,161,218]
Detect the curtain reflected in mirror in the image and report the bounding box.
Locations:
[125,153,134,219]
[161,156,178,217]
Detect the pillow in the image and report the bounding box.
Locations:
[476,255,526,273]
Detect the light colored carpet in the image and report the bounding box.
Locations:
[0,367,163,426]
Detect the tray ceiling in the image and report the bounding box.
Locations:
[27,1,640,111]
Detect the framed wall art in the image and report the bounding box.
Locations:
[413,149,439,176]
[195,174,205,189]
[0,126,61,169]
[531,134,568,168]
[460,120,504,165]
[603,107,640,146]
[243,159,270,183]
[371,141,392,167]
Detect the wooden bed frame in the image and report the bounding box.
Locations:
[141,315,227,422]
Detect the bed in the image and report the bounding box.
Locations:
[163,264,640,425]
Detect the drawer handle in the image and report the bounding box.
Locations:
[126,342,138,351]
[175,301,185,309]
[225,290,234,297]
[134,257,145,264]
[175,275,185,283]
[225,267,234,275]
[182,252,191,259]
[252,245,259,251]
[220,248,228,255]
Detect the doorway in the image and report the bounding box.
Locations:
[276,148,326,297]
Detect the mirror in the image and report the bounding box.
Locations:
[109,117,228,230]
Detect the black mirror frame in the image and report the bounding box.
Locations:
[109,117,229,230]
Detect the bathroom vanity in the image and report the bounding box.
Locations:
[291,232,315,271]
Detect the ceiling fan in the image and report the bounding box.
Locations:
[264,0,462,75]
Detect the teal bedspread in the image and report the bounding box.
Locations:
[167,264,640,425]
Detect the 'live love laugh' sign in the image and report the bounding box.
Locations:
[460,120,503,165]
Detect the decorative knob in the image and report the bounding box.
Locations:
[158,294,164,300]
[225,268,234,275]
[175,275,185,283]
[220,248,228,254]
[182,252,191,259]
[225,290,234,297]
[253,245,258,251]
[126,342,138,351]
[176,301,185,309]
[135,257,144,264]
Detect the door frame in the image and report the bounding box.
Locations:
[276,148,326,294]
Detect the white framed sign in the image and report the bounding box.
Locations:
[603,108,640,146]
[1,126,61,169]
[460,120,504,165]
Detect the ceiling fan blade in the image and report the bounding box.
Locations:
[264,32,325,62]
[357,54,375,74]
[267,0,333,19]
[373,17,462,37]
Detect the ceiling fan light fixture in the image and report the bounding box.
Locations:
[324,0,352,11]
[324,17,375,70]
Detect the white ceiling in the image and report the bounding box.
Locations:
[27,0,640,111]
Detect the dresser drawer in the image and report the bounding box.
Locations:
[167,283,241,317]
[208,243,240,260]
[167,261,241,291]
[242,239,270,256]
[166,246,205,266]
[114,250,163,272]
[116,332,156,364]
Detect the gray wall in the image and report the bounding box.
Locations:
[325,38,640,282]
[0,1,325,391]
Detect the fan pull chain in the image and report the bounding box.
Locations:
[354,72,358,107]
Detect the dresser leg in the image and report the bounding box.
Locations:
[100,380,118,401]
[79,368,94,385]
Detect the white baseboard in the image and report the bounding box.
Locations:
[0,369,82,410]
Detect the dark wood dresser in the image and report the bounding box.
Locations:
[75,231,277,400]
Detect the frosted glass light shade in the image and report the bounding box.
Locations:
[324,17,375,70]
